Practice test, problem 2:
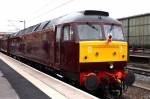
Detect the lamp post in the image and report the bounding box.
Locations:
[8,20,26,30]
[19,20,26,29]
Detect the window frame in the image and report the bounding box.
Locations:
[62,24,74,41]
[55,26,61,43]
[103,24,125,41]
[76,22,104,41]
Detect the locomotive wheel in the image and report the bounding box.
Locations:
[109,82,123,97]
[85,73,98,90]
[124,71,135,86]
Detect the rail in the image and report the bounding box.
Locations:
[126,65,150,76]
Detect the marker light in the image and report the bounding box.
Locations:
[107,34,112,42]
[109,64,114,69]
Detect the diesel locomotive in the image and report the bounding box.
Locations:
[0,10,135,96]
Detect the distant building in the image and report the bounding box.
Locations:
[0,32,6,39]
[118,13,150,49]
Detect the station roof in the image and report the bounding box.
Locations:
[118,12,150,20]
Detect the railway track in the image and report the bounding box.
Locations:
[129,53,150,65]
[128,53,150,76]
[126,64,150,76]
[126,64,150,92]
[133,81,150,91]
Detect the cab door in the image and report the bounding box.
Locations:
[60,24,77,71]
[55,24,78,72]
[55,26,61,69]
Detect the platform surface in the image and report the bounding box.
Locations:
[0,58,51,99]
[0,70,19,99]
[0,52,98,99]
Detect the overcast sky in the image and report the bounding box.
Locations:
[0,0,150,32]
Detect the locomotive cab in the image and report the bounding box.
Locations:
[55,10,135,96]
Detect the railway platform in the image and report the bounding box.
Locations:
[0,70,19,99]
[0,56,51,99]
[0,52,98,99]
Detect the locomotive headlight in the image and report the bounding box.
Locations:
[109,64,114,69]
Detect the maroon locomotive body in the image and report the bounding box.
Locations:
[0,33,10,53]
[9,19,79,81]
[1,10,135,96]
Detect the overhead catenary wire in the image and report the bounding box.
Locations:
[28,0,74,22]
[31,0,59,15]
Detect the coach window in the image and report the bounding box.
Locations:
[63,25,73,41]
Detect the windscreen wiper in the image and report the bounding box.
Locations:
[108,24,114,34]
[86,22,98,31]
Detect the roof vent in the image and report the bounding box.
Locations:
[83,10,109,16]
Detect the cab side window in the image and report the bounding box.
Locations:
[56,27,61,42]
[63,25,73,41]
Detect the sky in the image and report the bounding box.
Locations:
[0,0,150,32]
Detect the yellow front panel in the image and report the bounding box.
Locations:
[79,41,127,63]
